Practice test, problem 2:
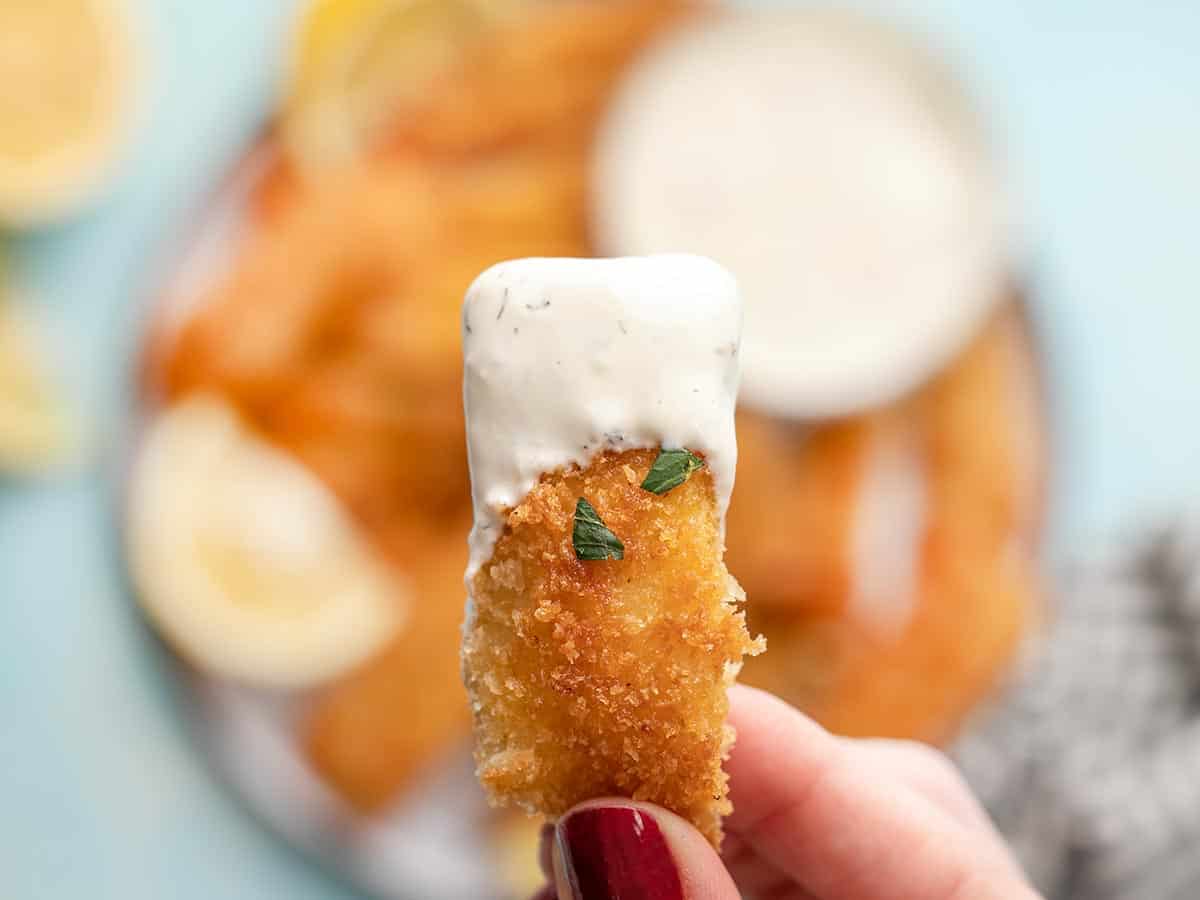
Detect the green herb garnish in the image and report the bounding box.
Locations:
[572,497,624,560]
[640,448,706,495]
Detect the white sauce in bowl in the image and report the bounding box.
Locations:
[593,11,1010,419]
[461,254,742,578]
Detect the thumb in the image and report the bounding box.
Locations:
[549,800,740,900]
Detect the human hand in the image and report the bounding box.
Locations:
[533,684,1041,900]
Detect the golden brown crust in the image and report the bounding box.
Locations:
[737,306,1043,743]
[463,448,762,846]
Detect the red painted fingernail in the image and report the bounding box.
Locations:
[556,806,684,900]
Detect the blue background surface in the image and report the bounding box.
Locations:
[2,2,1198,897]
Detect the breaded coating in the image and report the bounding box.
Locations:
[463,448,763,847]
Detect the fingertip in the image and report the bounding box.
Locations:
[727,683,827,741]
[724,683,840,832]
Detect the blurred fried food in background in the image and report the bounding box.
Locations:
[282,0,524,172]
[732,306,1042,742]
[304,517,472,809]
[152,0,696,810]
[141,0,1043,821]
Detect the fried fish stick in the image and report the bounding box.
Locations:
[460,255,762,846]
[392,0,695,157]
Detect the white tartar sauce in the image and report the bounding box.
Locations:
[462,254,742,579]
[592,11,1010,420]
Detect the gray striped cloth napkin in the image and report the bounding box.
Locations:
[953,519,1200,899]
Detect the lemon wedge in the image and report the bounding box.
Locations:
[283,0,520,171]
[0,0,142,226]
[0,280,73,473]
[128,396,407,689]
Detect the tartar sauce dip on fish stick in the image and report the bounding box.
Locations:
[462,254,741,579]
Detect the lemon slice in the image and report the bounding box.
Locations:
[283,0,520,171]
[0,0,142,226]
[128,396,407,689]
[0,298,72,473]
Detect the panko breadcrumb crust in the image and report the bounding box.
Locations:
[462,448,763,847]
